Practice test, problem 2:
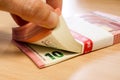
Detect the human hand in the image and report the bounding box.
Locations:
[0,0,62,29]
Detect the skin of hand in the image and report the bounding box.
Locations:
[0,0,62,29]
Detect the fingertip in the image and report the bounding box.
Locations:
[55,8,61,16]
[39,11,59,29]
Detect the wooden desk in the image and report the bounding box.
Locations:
[0,0,120,80]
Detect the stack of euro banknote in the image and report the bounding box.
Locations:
[12,11,120,68]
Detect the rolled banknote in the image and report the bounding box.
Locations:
[13,11,120,68]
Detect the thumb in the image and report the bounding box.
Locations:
[0,0,59,29]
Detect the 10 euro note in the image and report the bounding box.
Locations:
[12,11,120,68]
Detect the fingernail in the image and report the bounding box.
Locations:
[41,11,59,29]
[55,8,61,16]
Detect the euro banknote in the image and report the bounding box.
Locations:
[12,11,120,68]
